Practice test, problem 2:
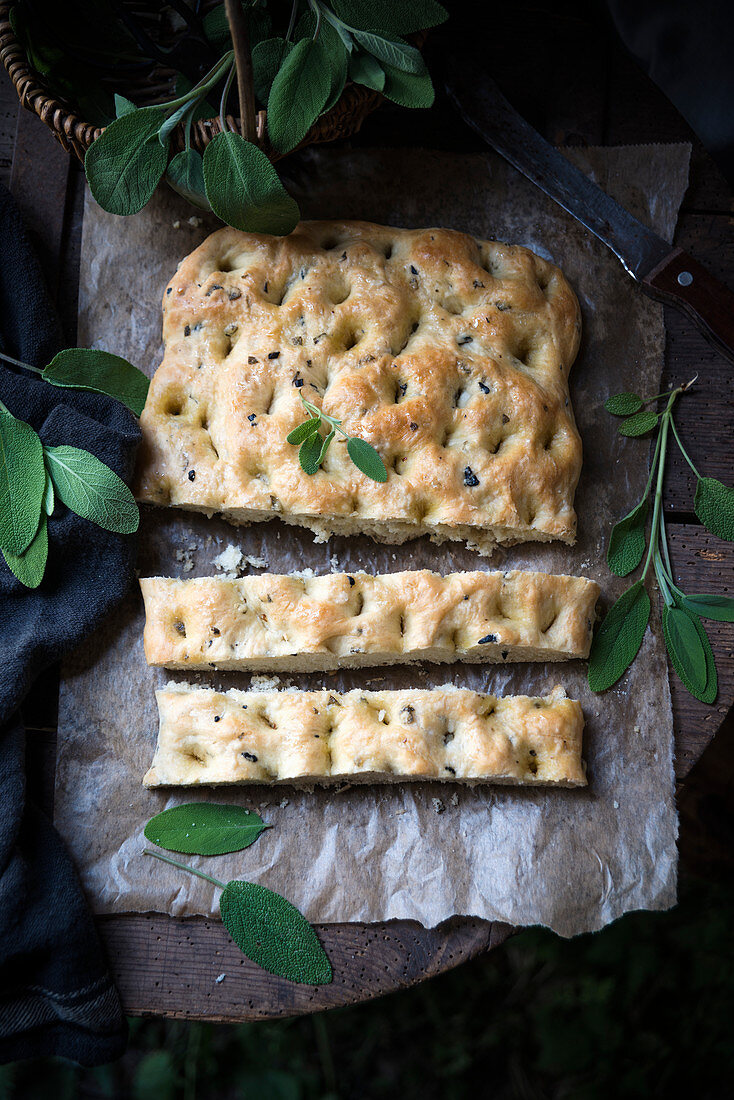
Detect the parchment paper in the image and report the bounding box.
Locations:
[55,143,690,937]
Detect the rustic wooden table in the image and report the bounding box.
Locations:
[2,1,732,1021]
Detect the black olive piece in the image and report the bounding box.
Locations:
[243,752,258,762]
[248,356,258,364]
[464,467,480,487]
[184,325,191,337]
[188,470,196,481]
[478,634,497,644]
[268,351,280,359]
[479,382,490,393]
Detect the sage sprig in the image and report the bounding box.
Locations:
[77,1,446,229]
[0,347,149,416]
[143,849,332,985]
[590,378,734,700]
[286,393,387,482]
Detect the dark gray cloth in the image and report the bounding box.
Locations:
[0,183,136,1064]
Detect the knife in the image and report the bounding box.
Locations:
[444,65,734,365]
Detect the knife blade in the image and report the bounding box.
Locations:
[445,63,734,365]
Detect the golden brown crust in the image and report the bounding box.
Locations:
[140,568,599,672]
[144,684,586,788]
[135,221,582,555]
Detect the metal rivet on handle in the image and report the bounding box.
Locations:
[677,271,693,286]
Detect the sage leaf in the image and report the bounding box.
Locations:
[44,445,139,534]
[42,471,54,517]
[352,31,426,75]
[321,21,350,112]
[662,604,708,696]
[267,38,332,154]
[347,436,387,482]
[0,408,45,556]
[604,392,643,416]
[318,429,336,465]
[252,38,292,105]
[588,580,650,692]
[219,880,332,984]
[607,498,648,577]
[166,149,211,212]
[662,605,714,702]
[286,417,320,445]
[688,610,718,704]
[202,132,300,235]
[85,106,169,216]
[349,52,386,91]
[381,63,434,109]
[678,593,734,623]
[618,410,659,437]
[204,1,272,50]
[144,803,270,856]
[299,432,323,475]
[114,94,136,118]
[332,0,448,33]
[1,512,47,589]
[694,477,734,541]
[42,348,149,416]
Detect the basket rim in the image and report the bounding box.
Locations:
[0,0,384,161]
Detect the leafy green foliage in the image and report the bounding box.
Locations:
[0,407,45,556]
[42,348,149,415]
[678,593,734,623]
[286,417,321,445]
[299,431,323,474]
[252,37,292,104]
[588,581,650,692]
[661,604,708,698]
[144,803,270,856]
[607,498,648,577]
[203,132,300,234]
[132,1050,178,1100]
[166,149,210,211]
[267,38,332,154]
[114,93,136,118]
[349,52,386,91]
[44,445,139,534]
[1,512,48,589]
[381,62,435,108]
[617,409,658,437]
[604,392,643,416]
[85,106,169,215]
[42,470,55,517]
[220,880,332,984]
[351,31,425,75]
[332,0,448,33]
[694,476,734,541]
[347,436,388,482]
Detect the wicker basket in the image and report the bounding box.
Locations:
[0,0,384,164]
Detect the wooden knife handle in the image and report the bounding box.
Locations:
[643,247,734,364]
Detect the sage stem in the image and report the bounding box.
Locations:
[669,416,701,479]
[642,392,676,580]
[0,350,41,374]
[143,848,226,889]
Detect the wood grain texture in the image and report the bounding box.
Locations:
[100,913,514,1019]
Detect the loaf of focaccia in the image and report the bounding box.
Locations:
[140,569,599,672]
[144,684,586,788]
[135,221,582,556]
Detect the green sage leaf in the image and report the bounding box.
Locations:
[202,132,300,235]
[694,477,734,542]
[349,52,386,91]
[607,498,648,577]
[219,880,332,984]
[332,0,448,33]
[42,470,54,517]
[618,410,659,437]
[662,604,708,697]
[1,512,47,589]
[318,429,336,465]
[0,407,45,556]
[687,610,718,704]
[320,21,350,112]
[166,149,211,212]
[351,31,426,75]
[114,94,137,118]
[252,38,292,105]
[267,38,332,154]
[588,581,650,692]
[44,445,139,534]
[42,348,149,416]
[85,106,169,216]
[286,417,321,445]
[144,803,270,856]
[347,436,387,482]
[299,432,323,475]
[380,63,434,109]
[604,392,643,416]
[678,593,734,623]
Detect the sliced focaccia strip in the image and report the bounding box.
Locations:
[140,569,599,673]
[135,220,582,556]
[144,684,586,788]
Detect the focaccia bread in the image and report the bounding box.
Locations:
[135,221,582,555]
[140,568,599,672]
[144,684,586,788]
